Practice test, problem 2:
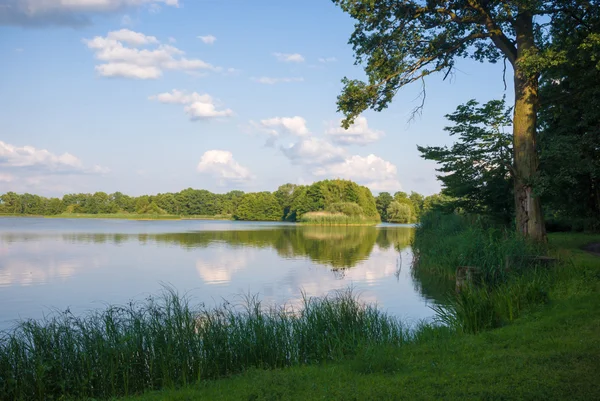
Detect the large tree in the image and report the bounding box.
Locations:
[332,0,594,241]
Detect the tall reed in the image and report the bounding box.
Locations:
[414,212,553,333]
[0,288,417,400]
[298,212,379,226]
[413,212,546,284]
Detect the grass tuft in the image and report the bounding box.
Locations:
[0,288,428,400]
[298,212,379,226]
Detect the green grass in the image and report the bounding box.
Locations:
[298,212,380,226]
[110,232,599,401]
[412,212,546,283]
[0,290,423,400]
[115,291,600,401]
[1,230,598,400]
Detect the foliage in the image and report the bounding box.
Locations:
[418,99,514,223]
[375,191,425,223]
[288,179,380,222]
[386,201,412,224]
[421,193,456,214]
[0,179,383,224]
[0,289,416,400]
[325,201,364,216]
[375,192,393,221]
[233,192,282,221]
[332,0,595,240]
[537,5,600,231]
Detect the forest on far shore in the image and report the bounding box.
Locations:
[0,179,438,224]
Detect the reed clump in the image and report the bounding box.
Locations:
[414,212,553,334]
[0,288,421,400]
[298,212,379,226]
[413,212,546,284]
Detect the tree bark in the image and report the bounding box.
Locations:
[512,11,546,241]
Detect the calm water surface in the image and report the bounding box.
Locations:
[0,217,448,330]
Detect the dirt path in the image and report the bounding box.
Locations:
[582,242,600,257]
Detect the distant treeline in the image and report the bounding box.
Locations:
[0,179,444,223]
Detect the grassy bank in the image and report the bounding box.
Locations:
[0,227,598,400]
[120,233,600,400]
[298,211,380,226]
[0,290,425,400]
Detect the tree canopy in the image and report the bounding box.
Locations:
[332,0,597,240]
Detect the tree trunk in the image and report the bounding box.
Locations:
[513,12,546,241]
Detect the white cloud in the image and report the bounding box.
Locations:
[253,116,310,138]
[252,77,304,85]
[326,116,384,146]
[150,89,233,121]
[84,30,220,79]
[318,57,336,63]
[0,0,180,26]
[0,140,109,176]
[280,137,346,166]
[149,89,211,104]
[95,62,162,79]
[197,150,254,185]
[262,115,401,191]
[168,36,176,43]
[273,52,305,63]
[198,35,216,45]
[313,154,401,191]
[107,29,158,45]
[185,102,234,120]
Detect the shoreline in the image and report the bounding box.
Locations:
[1,214,411,225]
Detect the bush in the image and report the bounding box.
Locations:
[325,202,364,216]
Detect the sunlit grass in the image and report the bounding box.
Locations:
[0,289,429,400]
[298,212,379,226]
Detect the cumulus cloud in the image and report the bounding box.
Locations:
[252,77,304,85]
[0,140,109,183]
[84,29,221,79]
[198,35,216,45]
[253,116,310,139]
[149,89,233,120]
[273,52,305,63]
[107,28,158,45]
[197,150,254,185]
[265,116,401,191]
[0,0,179,27]
[326,116,384,146]
[280,137,346,166]
[313,154,401,191]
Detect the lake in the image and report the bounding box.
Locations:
[0,217,448,331]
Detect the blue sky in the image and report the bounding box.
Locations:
[0,0,512,197]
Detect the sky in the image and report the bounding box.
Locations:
[0,0,513,197]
